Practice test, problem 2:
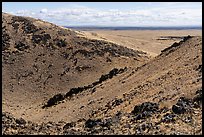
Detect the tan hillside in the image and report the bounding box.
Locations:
[2,12,149,122]
[2,13,202,135]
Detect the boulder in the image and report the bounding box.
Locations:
[172,97,192,114]
[15,42,29,51]
[132,102,159,120]
[16,118,26,125]
[85,119,102,128]
[43,94,64,108]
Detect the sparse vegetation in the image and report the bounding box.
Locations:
[2,13,202,135]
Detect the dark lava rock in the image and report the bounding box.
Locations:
[16,118,26,125]
[65,87,84,98]
[112,98,123,107]
[80,106,85,109]
[15,42,29,51]
[99,68,126,83]
[85,119,102,128]
[134,123,153,135]
[193,89,202,105]
[99,74,110,82]
[63,129,79,135]
[71,49,94,58]
[2,26,11,51]
[91,88,96,93]
[183,116,192,123]
[172,97,192,114]
[161,113,176,123]
[160,35,192,56]
[183,35,192,42]
[195,65,202,73]
[132,102,159,114]
[55,39,67,47]
[43,93,64,108]
[132,102,159,120]
[172,105,186,114]
[161,42,179,53]
[63,122,76,130]
[160,107,169,113]
[11,16,38,33]
[101,118,112,128]
[65,67,126,99]
[32,34,51,44]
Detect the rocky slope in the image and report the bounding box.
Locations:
[2,12,149,123]
[2,13,202,135]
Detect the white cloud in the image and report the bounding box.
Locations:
[10,4,202,26]
[40,8,48,13]
[16,10,29,15]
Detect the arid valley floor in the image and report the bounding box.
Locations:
[2,13,202,135]
[75,28,202,57]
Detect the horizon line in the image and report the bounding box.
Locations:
[64,26,202,30]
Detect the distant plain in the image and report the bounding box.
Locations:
[74,28,202,57]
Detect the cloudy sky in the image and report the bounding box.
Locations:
[2,2,202,27]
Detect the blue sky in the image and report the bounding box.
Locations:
[2,2,202,27]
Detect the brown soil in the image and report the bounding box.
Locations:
[2,13,202,135]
